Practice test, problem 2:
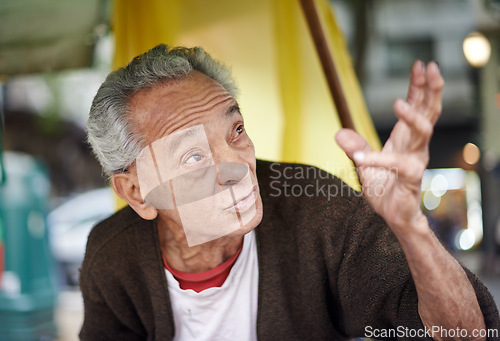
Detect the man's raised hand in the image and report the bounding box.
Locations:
[336,61,444,234]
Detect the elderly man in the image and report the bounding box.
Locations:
[81,45,499,340]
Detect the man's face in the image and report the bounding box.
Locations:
[128,71,263,246]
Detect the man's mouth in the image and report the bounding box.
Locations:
[224,186,257,213]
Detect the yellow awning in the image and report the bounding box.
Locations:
[112,0,381,209]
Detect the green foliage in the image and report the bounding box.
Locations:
[37,74,64,137]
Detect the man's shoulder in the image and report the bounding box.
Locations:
[255,159,362,230]
[83,206,148,264]
[256,159,358,200]
[257,159,335,183]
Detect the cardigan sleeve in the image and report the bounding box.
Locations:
[79,207,176,341]
[79,262,147,341]
[336,195,500,340]
[462,267,500,338]
[78,207,161,341]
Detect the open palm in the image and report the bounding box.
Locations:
[336,61,444,231]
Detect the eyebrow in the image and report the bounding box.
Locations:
[153,104,240,159]
[166,128,200,157]
[227,104,241,116]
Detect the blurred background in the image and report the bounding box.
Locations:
[1,0,500,340]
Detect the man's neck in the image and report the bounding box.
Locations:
[157,216,244,273]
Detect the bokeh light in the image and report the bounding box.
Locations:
[423,190,441,210]
[463,143,481,165]
[457,229,476,251]
[430,173,449,197]
[463,32,491,67]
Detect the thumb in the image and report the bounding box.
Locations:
[335,128,373,163]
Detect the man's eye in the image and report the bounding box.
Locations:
[235,125,244,136]
[185,154,203,165]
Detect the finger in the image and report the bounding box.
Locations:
[353,152,425,183]
[393,98,434,145]
[335,128,373,161]
[406,60,426,107]
[423,61,445,124]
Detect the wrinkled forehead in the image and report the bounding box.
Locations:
[128,71,234,145]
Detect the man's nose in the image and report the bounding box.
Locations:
[217,162,248,186]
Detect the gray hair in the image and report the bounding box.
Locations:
[87,44,238,177]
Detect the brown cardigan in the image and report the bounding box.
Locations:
[80,160,500,340]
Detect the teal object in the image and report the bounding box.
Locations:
[0,152,57,341]
[0,117,5,185]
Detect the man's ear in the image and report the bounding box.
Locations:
[111,173,158,220]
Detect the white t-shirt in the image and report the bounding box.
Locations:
[165,230,259,341]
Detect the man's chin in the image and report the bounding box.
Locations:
[192,200,263,247]
[228,199,263,238]
[155,193,263,247]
